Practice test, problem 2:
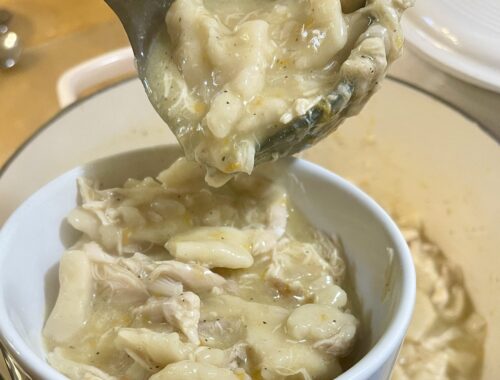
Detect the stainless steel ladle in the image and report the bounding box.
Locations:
[104,0,373,164]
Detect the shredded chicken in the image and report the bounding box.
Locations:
[392,227,486,380]
[133,293,201,345]
[149,261,226,292]
[45,158,359,379]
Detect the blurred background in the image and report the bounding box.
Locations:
[0,0,129,165]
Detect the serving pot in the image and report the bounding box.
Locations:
[0,49,499,379]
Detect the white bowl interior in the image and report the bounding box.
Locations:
[0,146,414,380]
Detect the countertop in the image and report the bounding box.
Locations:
[0,0,129,166]
[0,1,499,378]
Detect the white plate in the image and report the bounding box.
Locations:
[402,0,500,92]
[0,77,499,378]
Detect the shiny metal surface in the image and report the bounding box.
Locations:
[0,10,22,69]
[0,341,30,380]
[0,32,22,69]
[0,9,12,34]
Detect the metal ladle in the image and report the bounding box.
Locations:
[0,10,22,69]
[104,0,382,164]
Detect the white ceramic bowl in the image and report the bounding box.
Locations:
[0,146,415,380]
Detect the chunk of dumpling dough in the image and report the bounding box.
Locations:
[115,330,194,369]
[314,284,348,308]
[292,0,347,69]
[149,260,225,292]
[203,18,273,99]
[166,0,212,90]
[47,348,116,380]
[287,304,358,356]
[203,295,342,379]
[205,90,243,139]
[156,157,205,192]
[194,343,247,369]
[166,227,253,269]
[150,360,239,380]
[44,250,94,344]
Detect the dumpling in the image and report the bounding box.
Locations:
[43,250,94,344]
[286,303,358,356]
[115,330,194,369]
[166,226,254,269]
[150,360,240,380]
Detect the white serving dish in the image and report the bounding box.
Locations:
[0,146,415,380]
[402,0,500,92]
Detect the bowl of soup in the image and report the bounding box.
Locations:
[0,145,414,380]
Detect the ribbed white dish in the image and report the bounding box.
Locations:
[402,0,500,92]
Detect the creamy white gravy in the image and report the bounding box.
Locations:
[44,159,359,380]
[146,0,413,185]
[393,227,486,380]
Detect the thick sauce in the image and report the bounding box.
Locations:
[146,0,413,185]
[44,159,359,380]
[393,227,486,380]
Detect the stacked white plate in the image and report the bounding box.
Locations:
[403,0,500,92]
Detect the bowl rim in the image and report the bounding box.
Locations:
[0,147,415,380]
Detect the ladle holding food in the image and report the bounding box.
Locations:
[105,0,413,184]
